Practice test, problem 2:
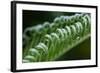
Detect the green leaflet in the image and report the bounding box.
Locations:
[24,55,36,62]
[23,13,91,62]
[29,48,40,60]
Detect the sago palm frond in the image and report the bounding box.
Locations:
[22,13,91,63]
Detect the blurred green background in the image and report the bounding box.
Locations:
[23,10,91,61]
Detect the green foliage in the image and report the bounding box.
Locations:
[23,13,91,62]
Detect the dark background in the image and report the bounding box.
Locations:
[23,10,75,31]
[23,10,91,61]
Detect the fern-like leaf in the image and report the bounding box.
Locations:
[23,13,91,63]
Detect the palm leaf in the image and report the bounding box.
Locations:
[23,13,91,63]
